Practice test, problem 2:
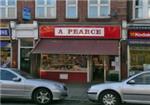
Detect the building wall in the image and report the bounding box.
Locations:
[0,0,127,23]
[0,0,128,80]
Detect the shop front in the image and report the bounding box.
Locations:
[128,25,150,76]
[10,21,38,73]
[0,28,11,68]
[32,25,121,83]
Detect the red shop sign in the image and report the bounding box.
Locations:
[40,25,121,39]
[128,31,150,38]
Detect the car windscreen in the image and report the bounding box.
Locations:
[11,68,36,79]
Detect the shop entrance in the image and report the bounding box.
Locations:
[92,56,104,82]
[20,48,32,73]
[19,38,34,73]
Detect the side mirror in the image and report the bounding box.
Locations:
[12,77,21,82]
[127,80,135,84]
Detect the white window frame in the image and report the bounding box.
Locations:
[66,0,78,19]
[148,0,150,18]
[88,0,110,18]
[133,0,150,19]
[35,0,56,19]
[0,0,17,19]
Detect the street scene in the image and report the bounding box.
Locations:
[0,0,150,105]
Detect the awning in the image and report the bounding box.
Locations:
[32,39,119,55]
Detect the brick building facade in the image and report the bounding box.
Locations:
[0,0,128,83]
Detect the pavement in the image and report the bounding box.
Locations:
[65,83,94,101]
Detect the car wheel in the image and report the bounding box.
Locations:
[33,88,52,105]
[99,91,121,105]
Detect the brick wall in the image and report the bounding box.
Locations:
[0,0,127,23]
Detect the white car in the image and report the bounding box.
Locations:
[87,71,150,105]
[0,68,68,105]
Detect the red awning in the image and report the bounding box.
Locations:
[32,39,119,55]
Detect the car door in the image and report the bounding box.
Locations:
[0,69,25,99]
[122,72,150,103]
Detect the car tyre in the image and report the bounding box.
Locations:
[33,88,52,105]
[99,91,121,105]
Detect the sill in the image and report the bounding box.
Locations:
[1,18,17,19]
[87,16,111,19]
[131,18,150,21]
[65,17,78,19]
[35,17,57,19]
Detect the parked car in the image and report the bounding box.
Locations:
[87,71,150,105]
[0,68,68,105]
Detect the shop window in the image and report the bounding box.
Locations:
[66,0,78,19]
[88,0,110,18]
[129,47,150,76]
[35,0,56,18]
[0,0,17,19]
[133,0,150,19]
[41,54,87,71]
[0,41,11,68]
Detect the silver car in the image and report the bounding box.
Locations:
[0,68,68,105]
[87,71,150,105]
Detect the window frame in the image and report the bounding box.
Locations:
[66,0,78,19]
[35,0,56,19]
[133,0,150,19]
[88,0,110,19]
[0,0,17,19]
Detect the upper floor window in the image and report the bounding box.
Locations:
[35,0,56,19]
[0,0,17,19]
[88,0,110,18]
[133,0,150,19]
[66,0,78,19]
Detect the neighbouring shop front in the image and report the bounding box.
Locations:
[128,25,150,76]
[10,21,38,73]
[0,27,11,68]
[32,25,121,83]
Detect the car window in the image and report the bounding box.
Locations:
[0,70,17,81]
[132,73,150,84]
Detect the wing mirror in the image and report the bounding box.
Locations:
[12,77,21,82]
[127,80,135,84]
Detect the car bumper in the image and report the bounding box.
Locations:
[87,92,98,102]
[53,90,68,100]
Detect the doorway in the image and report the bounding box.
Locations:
[19,38,34,73]
[20,48,32,73]
[92,56,104,82]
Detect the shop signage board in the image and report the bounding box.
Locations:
[128,30,150,38]
[40,25,121,39]
[0,29,9,36]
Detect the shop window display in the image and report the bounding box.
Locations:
[130,46,150,75]
[0,47,11,68]
[41,54,87,71]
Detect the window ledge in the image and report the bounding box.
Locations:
[35,17,57,19]
[87,16,111,19]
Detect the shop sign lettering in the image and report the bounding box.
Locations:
[0,29,9,36]
[40,25,121,39]
[129,31,150,38]
[55,28,104,37]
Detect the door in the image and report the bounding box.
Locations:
[92,56,104,82]
[20,48,32,73]
[0,69,25,98]
[122,72,150,103]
